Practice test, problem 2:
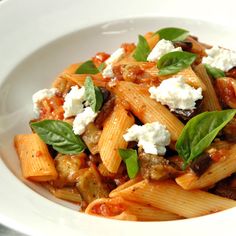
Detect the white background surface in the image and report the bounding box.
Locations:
[1,0,236,236]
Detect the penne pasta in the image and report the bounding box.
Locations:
[176,143,236,190]
[194,64,221,111]
[115,180,236,218]
[144,32,160,49]
[14,133,58,181]
[109,176,143,198]
[98,103,135,173]
[60,73,108,88]
[108,81,184,141]
[85,197,182,221]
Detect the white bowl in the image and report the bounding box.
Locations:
[1,0,236,235]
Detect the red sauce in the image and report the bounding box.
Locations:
[121,43,136,53]
[92,203,125,217]
[210,149,228,162]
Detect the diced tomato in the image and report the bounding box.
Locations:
[92,52,110,67]
[121,43,136,54]
[91,203,125,217]
[216,77,236,108]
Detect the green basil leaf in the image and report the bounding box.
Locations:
[156,27,189,42]
[119,148,139,179]
[75,60,99,74]
[176,110,236,167]
[98,62,106,72]
[205,64,225,79]
[31,120,86,154]
[84,76,103,112]
[157,51,196,75]
[133,35,150,62]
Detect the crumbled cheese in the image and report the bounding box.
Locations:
[102,48,125,79]
[102,64,114,78]
[73,107,97,135]
[149,76,202,110]
[105,48,125,65]
[147,39,182,62]
[123,122,170,155]
[63,86,85,118]
[32,88,58,118]
[202,46,236,71]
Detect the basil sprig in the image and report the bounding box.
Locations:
[75,60,99,74]
[157,51,196,75]
[156,27,189,42]
[85,76,103,113]
[98,63,106,72]
[31,120,86,154]
[205,64,225,79]
[133,35,150,62]
[119,149,139,179]
[176,110,236,168]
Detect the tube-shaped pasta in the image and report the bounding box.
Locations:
[109,81,184,141]
[144,32,160,49]
[61,73,108,88]
[98,103,135,173]
[85,197,182,221]
[194,64,221,111]
[115,180,236,218]
[176,143,236,190]
[109,176,143,198]
[14,133,58,181]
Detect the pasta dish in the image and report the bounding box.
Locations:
[14,27,236,221]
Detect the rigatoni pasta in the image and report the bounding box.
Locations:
[14,26,236,222]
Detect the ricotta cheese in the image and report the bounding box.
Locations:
[32,88,58,118]
[63,86,85,119]
[73,107,98,135]
[149,76,203,110]
[202,46,236,71]
[147,39,182,62]
[123,122,171,155]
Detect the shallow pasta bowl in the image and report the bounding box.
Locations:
[1,0,236,235]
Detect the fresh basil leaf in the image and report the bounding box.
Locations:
[205,64,225,79]
[133,35,150,62]
[84,76,103,112]
[98,63,106,72]
[31,120,86,154]
[176,110,236,168]
[119,149,139,179]
[156,27,189,42]
[75,60,99,74]
[157,51,196,75]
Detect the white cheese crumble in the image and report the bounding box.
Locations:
[123,122,171,155]
[105,48,125,65]
[102,64,114,78]
[73,107,98,135]
[149,76,203,110]
[32,88,58,118]
[202,46,236,71]
[63,85,85,118]
[102,47,125,78]
[147,39,182,62]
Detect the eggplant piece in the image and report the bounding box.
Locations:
[94,96,115,129]
[76,166,109,203]
[211,176,236,200]
[99,87,110,103]
[226,67,236,79]
[138,149,179,180]
[171,99,203,121]
[190,152,212,176]
[174,41,193,52]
